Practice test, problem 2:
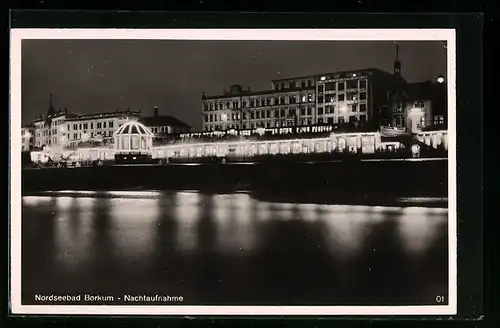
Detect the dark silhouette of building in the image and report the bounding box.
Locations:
[139,106,191,142]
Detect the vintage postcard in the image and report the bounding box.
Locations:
[10,28,456,316]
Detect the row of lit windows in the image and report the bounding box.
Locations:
[274,79,314,91]
[205,107,312,123]
[70,121,115,131]
[205,120,298,131]
[205,114,367,131]
[316,115,367,125]
[318,104,367,115]
[69,130,115,140]
[204,94,315,111]
[318,79,368,92]
[204,104,366,123]
[318,92,367,103]
[151,126,172,134]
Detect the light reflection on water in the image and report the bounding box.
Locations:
[22,191,448,266]
[22,191,448,304]
[174,192,201,252]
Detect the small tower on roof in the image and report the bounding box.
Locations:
[45,93,57,123]
[394,44,402,76]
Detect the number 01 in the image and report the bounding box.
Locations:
[435,295,445,303]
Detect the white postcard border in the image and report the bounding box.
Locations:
[10,28,457,316]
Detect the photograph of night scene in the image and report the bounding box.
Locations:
[14,32,454,314]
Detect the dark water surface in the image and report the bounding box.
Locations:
[22,191,449,306]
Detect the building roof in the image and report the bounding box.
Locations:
[203,68,400,100]
[270,68,389,83]
[114,121,154,136]
[139,115,190,127]
[202,86,316,100]
[65,110,141,122]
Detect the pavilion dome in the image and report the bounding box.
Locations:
[114,120,154,137]
[113,121,154,156]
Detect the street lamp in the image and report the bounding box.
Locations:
[437,75,445,84]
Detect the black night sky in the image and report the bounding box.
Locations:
[21,40,447,129]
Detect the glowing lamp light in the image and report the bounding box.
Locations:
[437,76,445,84]
[320,76,326,81]
[352,73,357,77]
[255,127,266,136]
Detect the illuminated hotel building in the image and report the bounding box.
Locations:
[201,47,412,132]
[64,109,142,147]
[201,69,405,132]
[32,94,77,148]
[27,96,189,149]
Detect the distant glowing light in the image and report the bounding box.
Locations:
[320,76,326,81]
[411,144,420,154]
[437,76,445,83]
[352,73,357,77]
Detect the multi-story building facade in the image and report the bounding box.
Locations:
[21,124,35,151]
[201,68,406,132]
[201,46,411,132]
[27,95,189,150]
[64,109,141,147]
[32,95,77,149]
